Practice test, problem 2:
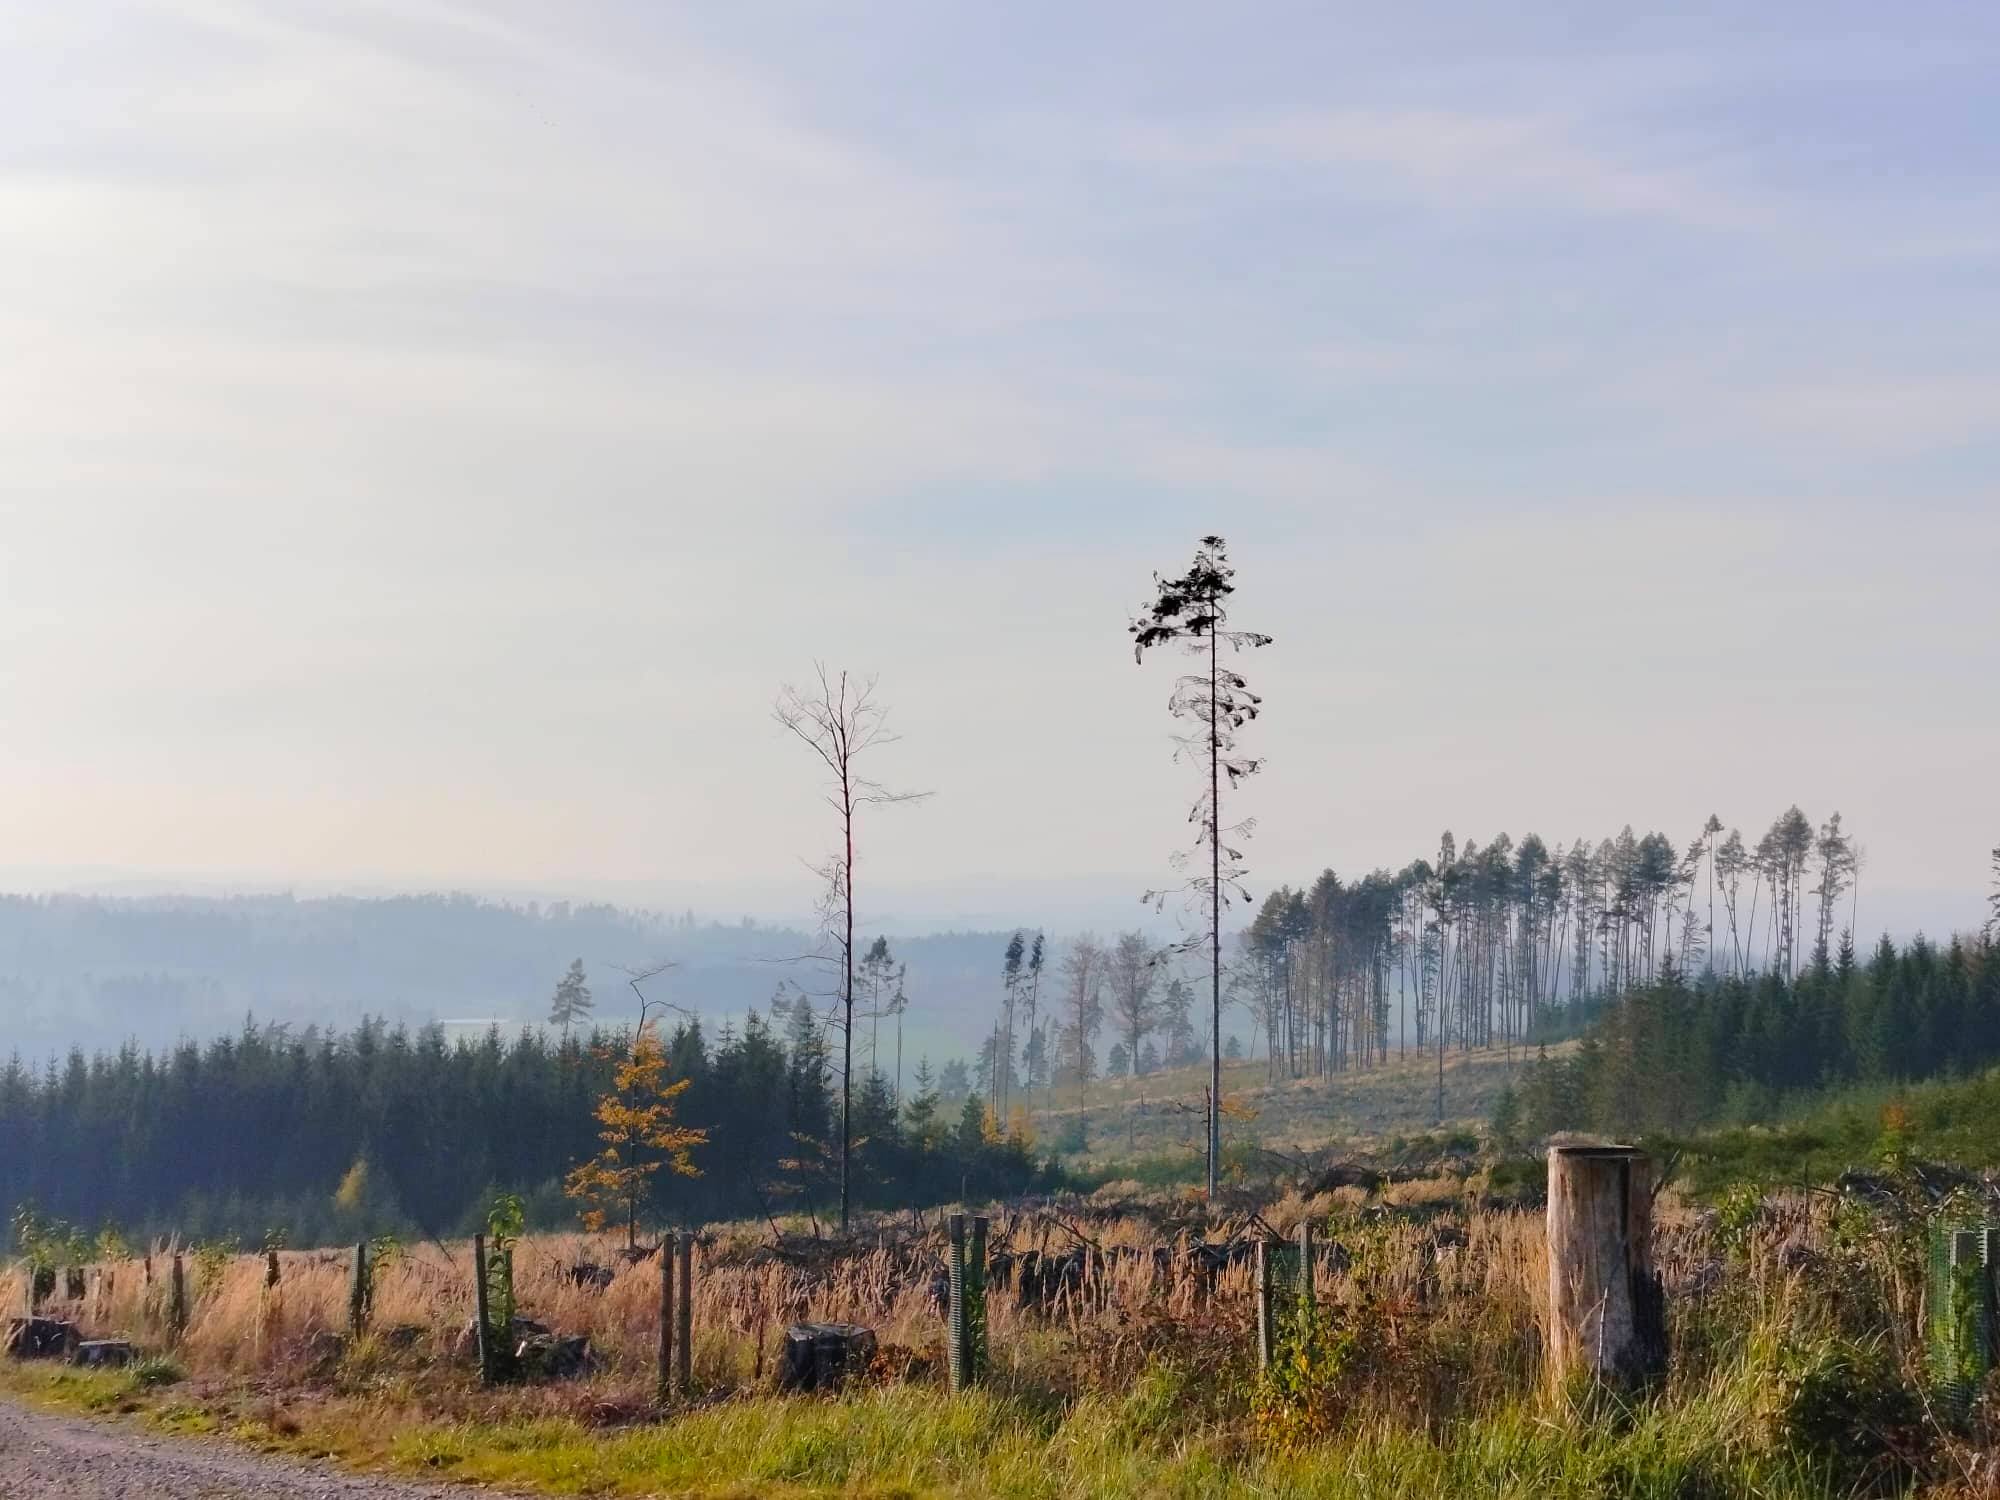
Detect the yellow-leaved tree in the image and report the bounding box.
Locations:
[564,1023,706,1249]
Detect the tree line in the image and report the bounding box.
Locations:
[0,995,1050,1251]
[1495,930,2000,1141]
[973,929,1206,1124]
[1235,807,1865,1092]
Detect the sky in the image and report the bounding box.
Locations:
[3,1,1997,938]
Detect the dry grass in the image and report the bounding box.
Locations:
[0,1188,1865,1402]
[1,1187,1958,1497]
[1035,1044,1568,1169]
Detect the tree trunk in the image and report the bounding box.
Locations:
[1208,621,1221,1200]
[841,779,854,1233]
[1545,1145,1666,1387]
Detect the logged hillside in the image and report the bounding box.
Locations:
[1026,1045,1543,1172]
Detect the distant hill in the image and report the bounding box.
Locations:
[0,891,1026,1066]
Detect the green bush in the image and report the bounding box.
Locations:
[130,1356,186,1389]
[1254,1299,1358,1448]
[1770,1337,1928,1495]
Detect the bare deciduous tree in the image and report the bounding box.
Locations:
[774,665,928,1231]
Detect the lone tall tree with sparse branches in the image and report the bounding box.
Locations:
[1131,535,1272,1199]
[774,665,927,1232]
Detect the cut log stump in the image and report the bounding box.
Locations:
[516,1333,594,1381]
[5,1318,79,1359]
[72,1340,135,1369]
[777,1323,877,1393]
[1545,1144,1666,1388]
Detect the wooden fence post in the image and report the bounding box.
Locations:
[472,1232,492,1385]
[1298,1221,1315,1307]
[1546,1145,1665,1388]
[169,1253,187,1341]
[675,1232,693,1394]
[946,1214,969,1391]
[656,1233,675,1404]
[1255,1238,1277,1371]
[349,1241,370,1336]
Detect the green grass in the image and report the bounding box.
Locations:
[349,1383,1858,1498]
[0,1355,1875,1498]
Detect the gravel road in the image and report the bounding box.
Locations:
[0,1395,474,1499]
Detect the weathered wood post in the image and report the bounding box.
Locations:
[256,1249,278,1364]
[664,1232,688,1408]
[348,1241,370,1336]
[169,1253,187,1340]
[1546,1145,1666,1388]
[472,1232,493,1385]
[675,1232,693,1394]
[1298,1221,1316,1307]
[1254,1237,1278,1371]
[946,1214,969,1391]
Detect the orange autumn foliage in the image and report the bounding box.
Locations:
[563,1022,706,1245]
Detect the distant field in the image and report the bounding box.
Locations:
[1021,1042,1563,1169]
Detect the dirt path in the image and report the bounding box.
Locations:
[0,1395,473,1499]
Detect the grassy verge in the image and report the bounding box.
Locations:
[0,1352,1885,1499]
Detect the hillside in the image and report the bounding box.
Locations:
[1023,1043,1551,1170]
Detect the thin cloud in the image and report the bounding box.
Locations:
[1113,107,1762,231]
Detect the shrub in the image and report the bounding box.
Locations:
[130,1356,186,1389]
[1254,1299,1358,1448]
[1769,1336,1928,1495]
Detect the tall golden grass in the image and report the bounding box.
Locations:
[0,1186,1912,1424]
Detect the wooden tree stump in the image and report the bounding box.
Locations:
[5,1317,78,1359]
[72,1339,135,1369]
[777,1322,876,1392]
[1545,1145,1666,1387]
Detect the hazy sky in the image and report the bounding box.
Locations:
[4,2,1997,934]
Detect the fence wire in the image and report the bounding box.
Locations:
[1926,1222,1996,1418]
